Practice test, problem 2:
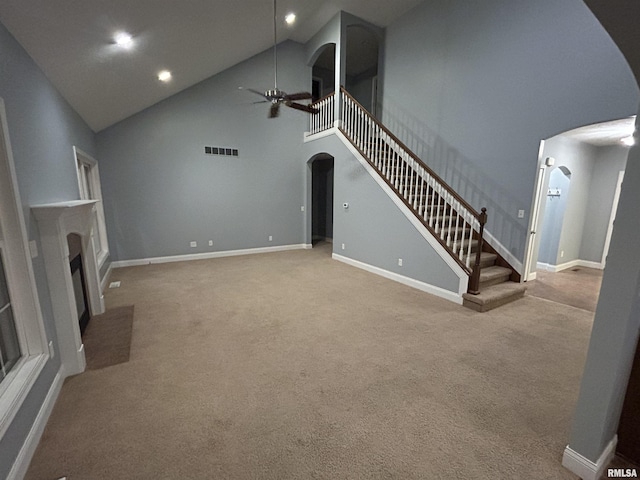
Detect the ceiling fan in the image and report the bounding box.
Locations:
[240,0,318,118]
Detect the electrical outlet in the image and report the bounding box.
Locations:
[268,235,273,242]
[208,240,213,246]
[341,243,345,250]
[560,250,564,258]
[398,258,403,266]
[48,341,55,358]
[301,205,305,212]
[518,209,525,218]
[190,241,197,248]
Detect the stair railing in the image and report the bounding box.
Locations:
[309,87,487,294]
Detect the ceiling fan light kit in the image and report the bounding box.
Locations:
[239,0,318,118]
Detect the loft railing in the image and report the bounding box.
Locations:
[309,87,487,294]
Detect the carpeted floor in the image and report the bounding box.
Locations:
[26,243,589,479]
[526,267,603,312]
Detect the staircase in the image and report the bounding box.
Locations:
[309,88,526,311]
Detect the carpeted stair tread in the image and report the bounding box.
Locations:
[479,265,512,288]
[463,252,498,269]
[462,282,526,312]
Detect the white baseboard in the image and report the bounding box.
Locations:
[562,435,617,480]
[111,244,312,268]
[537,259,604,273]
[7,368,64,480]
[333,253,464,304]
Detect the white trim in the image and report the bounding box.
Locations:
[536,259,604,273]
[0,97,50,442]
[304,126,338,142]
[74,147,110,268]
[333,253,464,304]
[111,244,313,268]
[483,230,524,276]
[6,368,64,480]
[100,261,113,293]
[602,170,625,267]
[562,435,617,480]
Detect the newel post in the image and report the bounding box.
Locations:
[468,207,488,295]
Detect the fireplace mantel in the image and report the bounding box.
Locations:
[32,200,105,376]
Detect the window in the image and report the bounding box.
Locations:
[75,148,109,267]
[0,98,48,437]
[0,254,21,381]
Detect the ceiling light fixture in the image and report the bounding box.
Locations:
[285,12,296,25]
[114,32,133,49]
[621,135,635,146]
[158,70,172,82]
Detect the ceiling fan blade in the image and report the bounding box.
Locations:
[269,102,280,118]
[239,86,268,100]
[286,102,319,114]
[285,92,313,101]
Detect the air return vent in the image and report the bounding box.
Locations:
[204,146,239,157]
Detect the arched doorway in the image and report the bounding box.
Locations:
[309,154,335,248]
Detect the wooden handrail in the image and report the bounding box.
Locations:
[339,86,482,220]
[310,88,489,293]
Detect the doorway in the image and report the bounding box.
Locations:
[524,118,634,282]
[311,155,334,246]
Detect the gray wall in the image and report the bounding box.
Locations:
[538,167,572,265]
[96,41,310,262]
[581,145,629,263]
[381,0,639,266]
[0,21,97,478]
[304,135,462,294]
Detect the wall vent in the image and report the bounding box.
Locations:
[205,146,239,157]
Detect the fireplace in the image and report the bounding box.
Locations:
[32,200,105,376]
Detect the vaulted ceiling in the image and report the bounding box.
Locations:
[0,0,423,132]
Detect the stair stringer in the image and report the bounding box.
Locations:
[306,127,469,301]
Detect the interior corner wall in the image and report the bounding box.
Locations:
[381,0,639,266]
[96,41,310,262]
[0,20,97,479]
[580,144,630,263]
[304,134,462,295]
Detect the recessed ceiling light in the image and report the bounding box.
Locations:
[158,70,172,82]
[285,13,296,25]
[114,32,133,49]
[621,135,635,146]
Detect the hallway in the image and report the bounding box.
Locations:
[526,267,603,312]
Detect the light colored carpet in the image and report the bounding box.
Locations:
[527,267,603,312]
[26,243,588,479]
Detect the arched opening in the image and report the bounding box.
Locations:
[309,154,335,249]
[345,25,379,116]
[525,117,634,311]
[311,44,336,102]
